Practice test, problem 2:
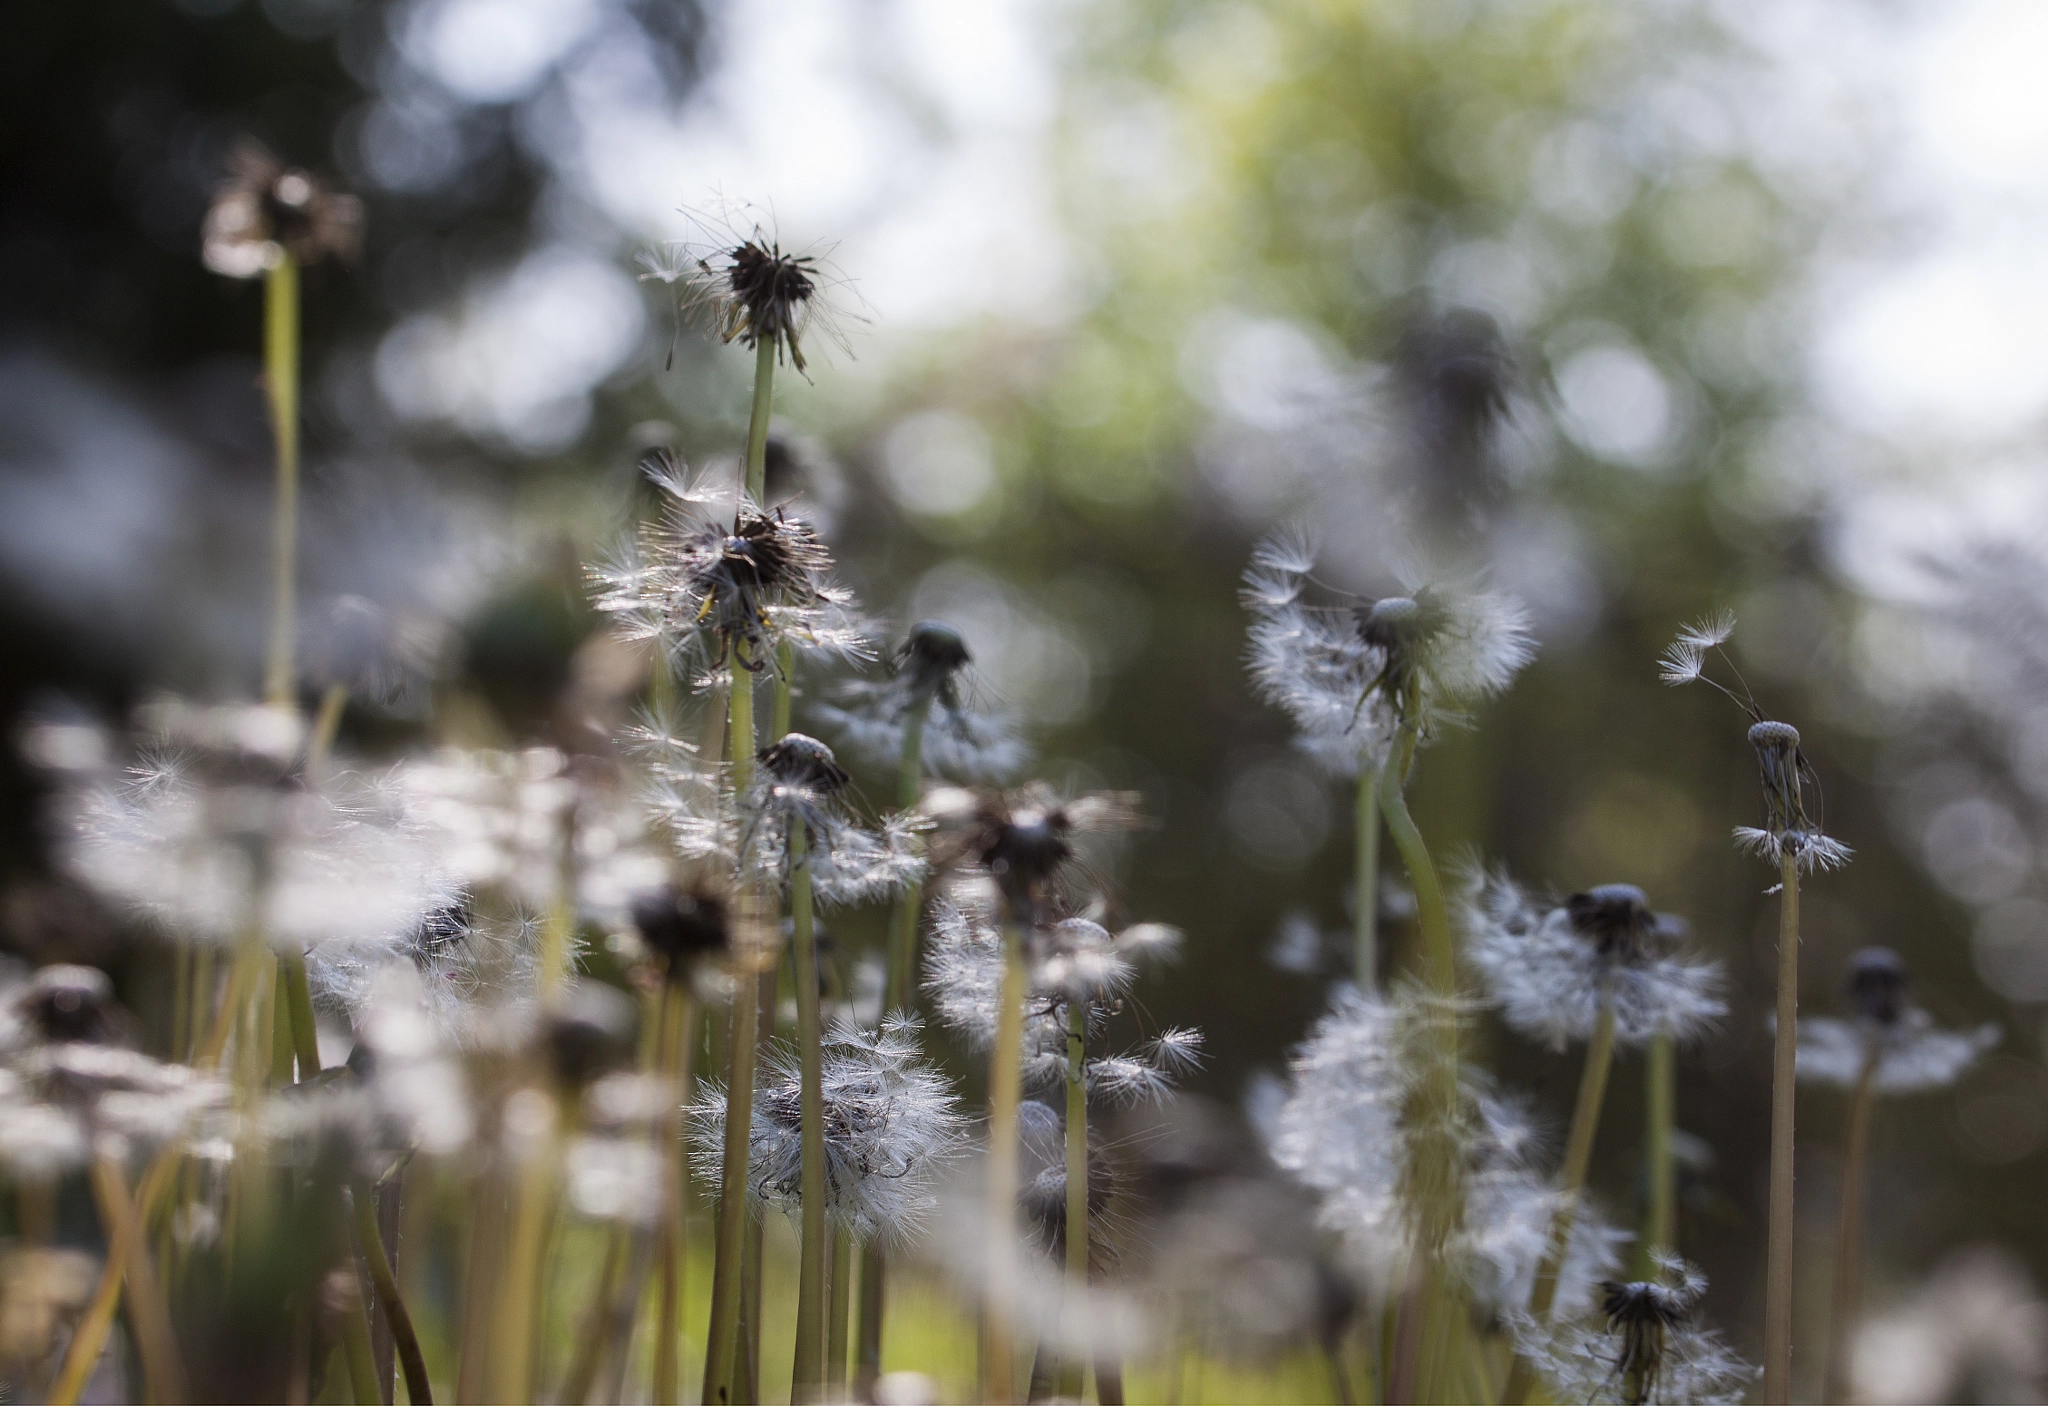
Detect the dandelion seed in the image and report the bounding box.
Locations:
[1464,873,1726,1052]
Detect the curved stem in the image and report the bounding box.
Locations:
[1823,1053,1879,1406]
[1377,736,1453,998]
[791,823,827,1398]
[982,923,1028,1404]
[1763,850,1801,1405]
[264,255,300,709]
[745,337,776,502]
[353,1180,433,1406]
[1355,768,1381,990]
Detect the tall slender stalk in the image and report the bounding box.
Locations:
[1355,768,1381,990]
[1376,722,1463,1404]
[858,695,933,1394]
[704,659,760,1406]
[1502,1000,1618,1406]
[1762,850,1801,1405]
[828,1229,852,1395]
[655,983,698,1406]
[982,923,1028,1404]
[1639,1029,1676,1276]
[790,821,828,1398]
[489,1091,558,1405]
[1060,997,1090,1401]
[1822,1052,1879,1406]
[88,1155,187,1404]
[264,255,300,709]
[352,1180,433,1406]
[745,337,775,501]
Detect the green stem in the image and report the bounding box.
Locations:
[860,698,931,1399]
[745,337,776,502]
[309,682,348,772]
[654,984,694,1406]
[982,923,1028,1404]
[791,822,827,1398]
[264,255,300,708]
[491,1099,558,1405]
[773,643,795,741]
[353,1180,433,1406]
[1763,850,1800,1406]
[828,1228,852,1395]
[704,656,759,1406]
[281,947,321,1076]
[1377,732,1453,997]
[1061,997,1089,1400]
[1356,767,1381,990]
[1639,1029,1675,1276]
[1823,1052,1879,1406]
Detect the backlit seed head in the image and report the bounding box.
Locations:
[900,621,972,704]
[758,734,851,794]
[1846,946,1909,1027]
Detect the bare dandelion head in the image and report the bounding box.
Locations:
[1511,1254,1755,1405]
[813,620,1029,783]
[203,138,362,278]
[1464,872,1724,1051]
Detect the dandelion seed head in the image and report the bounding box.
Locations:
[1464,872,1724,1050]
[690,1017,967,1244]
[1847,945,1910,1026]
[541,982,637,1091]
[202,138,361,277]
[629,881,729,974]
[1798,1012,2000,1093]
[1511,1254,1754,1405]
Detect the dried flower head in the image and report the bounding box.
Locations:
[1463,874,1725,1052]
[639,210,855,374]
[1658,614,1850,873]
[923,900,1198,1103]
[656,735,923,907]
[19,965,120,1046]
[1016,1099,1124,1270]
[1243,531,1533,774]
[813,621,1030,783]
[592,453,866,686]
[304,594,444,710]
[689,1016,967,1244]
[202,139,362,278]
[1509,1255,1754,1405]
[541,982,638,1091]
[924,785,1142,927]
[1797,948,1999,1093]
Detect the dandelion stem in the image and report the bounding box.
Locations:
[264,254,300,709]
[89,1155,187,1405]
[1377,732,1452,996]
[1061,995,1090,1401]
[1763,849,1801,1405]
[1822,1051,1879,1406]
[704,659,761,1405]
[353,1179,433,1406]
[1535,1000,1617,1318]
[655,983,697,1406]
[49,1150,182,1406]
[1640,1029,1676,1275]
[828,1228,852,1394]
[745,337,776,502]
[791,820,828,1399]
[857,696,931,1399]
[982,921,1028,1404]
[1356,768,1381,990]
[280,946,321,1076]
[309,682,347,771]
[491,1096,559,1406]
